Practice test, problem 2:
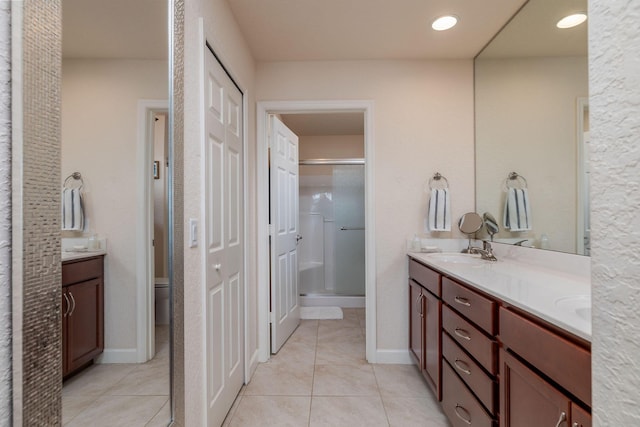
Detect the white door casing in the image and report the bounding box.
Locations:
[269,115,300,353]
[203,45,244,426]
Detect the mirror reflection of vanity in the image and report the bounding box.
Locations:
[475,0,589,255]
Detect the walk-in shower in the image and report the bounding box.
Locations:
[299,159,365,307]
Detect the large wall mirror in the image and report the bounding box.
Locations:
[475,0,589,255]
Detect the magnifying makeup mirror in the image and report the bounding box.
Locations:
[458,212,484,253]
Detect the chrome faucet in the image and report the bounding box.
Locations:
[514,239,528,246]
[470,241,498,261]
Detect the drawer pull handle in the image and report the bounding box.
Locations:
[572,424,579,427]
[68,292,76,316]
[454,404,472,425]
[454,296,471,307]
[454,359,472,375]
[63,293,71,317]
[555,412,567,427]
[454,328,471,341]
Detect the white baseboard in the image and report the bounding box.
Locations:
[246,349,260,383]
[373,349,413,364]
[96,348,139,364]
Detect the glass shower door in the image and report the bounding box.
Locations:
[333,165,365,296]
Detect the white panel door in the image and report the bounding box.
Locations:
[204,47,244,426]
[269,115,300,353]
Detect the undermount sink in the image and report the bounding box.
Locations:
[554,295,591,321]
[425,253,486,265]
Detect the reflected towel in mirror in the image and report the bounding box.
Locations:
[428,188,451,231]
[503,188,531,231]
[62,188,85,231]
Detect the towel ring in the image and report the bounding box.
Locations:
[504,172,527,190]
[427,172,449,191]
[63,172,84,190]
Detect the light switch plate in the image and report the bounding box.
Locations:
[189,218,198,248]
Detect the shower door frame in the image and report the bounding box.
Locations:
[256,100,377,363]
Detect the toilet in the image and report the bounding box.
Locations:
[155,277,170,325]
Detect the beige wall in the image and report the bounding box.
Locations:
[475,56,588,252]
[299,134,364,159]
[257,60,475,352]
[61,59,168,353]
[183,0,257,423]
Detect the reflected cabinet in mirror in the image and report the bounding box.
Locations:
[475,0,589,255]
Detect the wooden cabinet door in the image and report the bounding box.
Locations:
[62,290,69,376]
[500,349,570,427]
[571,403,591,427]
[66,278,104,373]
[424,289,441,400]
[409,280,424,368]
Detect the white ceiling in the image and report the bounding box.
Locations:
[226,0,527,61]
[478,0,587,59]
[61,0,586,63]
[62,0,167,59]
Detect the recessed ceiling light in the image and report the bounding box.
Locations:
[432,15,458,31]
[557,13,587,29]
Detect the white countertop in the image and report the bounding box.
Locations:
[62,250,107,262]
[409,251,592,342]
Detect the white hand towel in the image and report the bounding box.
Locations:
[428,188,451,232]
[62,188,85,231]
[503,188,531,231]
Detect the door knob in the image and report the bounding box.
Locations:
[214,263,221,271]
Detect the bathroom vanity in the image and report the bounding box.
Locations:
[408,251,591,427]
[62,253,105,378]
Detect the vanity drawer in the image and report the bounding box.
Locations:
[443,277,496,335]
[443,332,497,415]
[62,256,104,286]
[409,259,441,296]
[442,361,495,427]
[443,305,497,375]
[499,307,591,407]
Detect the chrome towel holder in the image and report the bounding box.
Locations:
[427,172,449,191]
[504,171,528,190]
[63,172,84,190]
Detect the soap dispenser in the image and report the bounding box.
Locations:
[88,233,99,251]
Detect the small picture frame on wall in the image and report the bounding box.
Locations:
[153,161,160,179]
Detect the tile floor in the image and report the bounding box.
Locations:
[223,308,449,427]
[61,325,171,426]
[62,309,449,426]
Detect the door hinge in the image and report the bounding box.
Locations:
[268,223,273,236]
[269,311,275,324]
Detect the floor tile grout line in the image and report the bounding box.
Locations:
[371,363,393,426]
[308,319,320,426]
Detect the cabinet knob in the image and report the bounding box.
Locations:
[214,264,222,271]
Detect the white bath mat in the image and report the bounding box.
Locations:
[300,306,343,320]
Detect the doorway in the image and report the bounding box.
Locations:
[257,100,377,363]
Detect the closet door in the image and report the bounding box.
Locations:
[203,45,244,427]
